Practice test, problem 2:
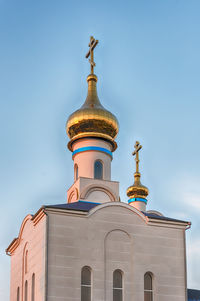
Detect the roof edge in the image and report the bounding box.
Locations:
[6,208,46,256]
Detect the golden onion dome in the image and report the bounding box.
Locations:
[127,141,149,200]
[127,172,149,199]
[66,74,119,151]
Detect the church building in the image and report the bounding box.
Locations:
[6,37,199,301]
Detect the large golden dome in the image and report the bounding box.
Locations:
[66,74,119,151]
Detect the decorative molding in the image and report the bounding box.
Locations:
[33,209,45,226]
[88,202,148,223]
[68,187,79,203]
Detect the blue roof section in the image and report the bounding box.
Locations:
[44,201,189,223]
[45,201,99,212]
[143,211,189,224]
[188,289,200,301]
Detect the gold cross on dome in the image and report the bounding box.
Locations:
[85,36,99,74]
[132,141,142,173]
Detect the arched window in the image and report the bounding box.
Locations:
[25,280,28,301]
[31,273,35,301]
[74,164,78,181]
[113,269,123,301]
[81,266,91,301]
[144,272,153,301]
[94,160,103,179]
[17,287,20,301]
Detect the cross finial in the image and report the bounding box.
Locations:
[132,141,142,173]
[85,36,99,74]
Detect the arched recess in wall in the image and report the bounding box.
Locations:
[24,280,28,301]
[104,230,132,301]
[81,266,92,301]
[25,250,28,274]
[17,287,20,301]
[22,243,28,301]
[31,273,35,301]
[94,160,103,179]
[144,272,153,301]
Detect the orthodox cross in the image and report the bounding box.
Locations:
[85,36,99,74]
[132,141,142,173]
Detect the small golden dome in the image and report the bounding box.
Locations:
[66,74,119,151]
[127,141,149,200]
[127,172,149,199]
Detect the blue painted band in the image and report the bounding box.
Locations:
[72,146,112,158]
[128,197,147,204]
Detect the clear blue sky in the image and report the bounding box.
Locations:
[1,0,200,299]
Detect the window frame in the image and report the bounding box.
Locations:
[81,266,92,301]
[94,160,103,179]
[144,272,153,301]
[113,269,123,301]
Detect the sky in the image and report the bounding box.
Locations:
[1,0,200,299]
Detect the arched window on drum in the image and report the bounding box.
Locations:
[74,164,79,181]
[94,160,103,179]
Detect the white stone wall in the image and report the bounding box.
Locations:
[9,214,46,301]
[46,203,187,301]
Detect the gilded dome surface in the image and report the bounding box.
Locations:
[66,74,119,151]
[127,172,149,199]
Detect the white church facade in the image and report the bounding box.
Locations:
[6,37,195,301]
